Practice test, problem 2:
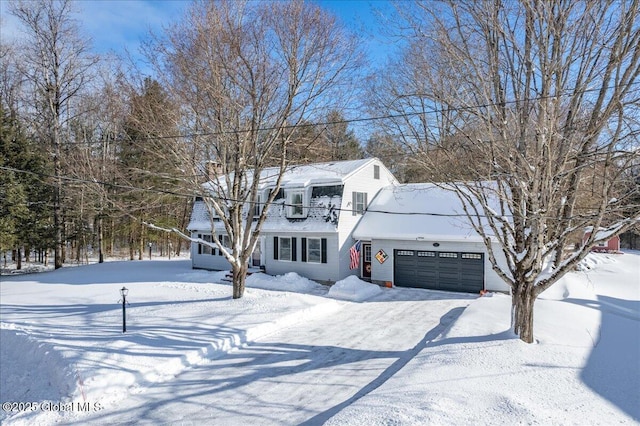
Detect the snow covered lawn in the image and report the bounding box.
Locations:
[1,252,638,425]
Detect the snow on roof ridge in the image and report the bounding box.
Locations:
[208,158,378,188]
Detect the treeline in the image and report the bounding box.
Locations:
[0,1,384,269]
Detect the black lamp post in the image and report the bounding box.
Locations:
[120,286,128,333]
[148,242,152,260]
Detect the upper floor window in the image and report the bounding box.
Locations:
[252,195,261,218]
[352,192,368,215]
[287,190,305,218]
[374,165,380,179]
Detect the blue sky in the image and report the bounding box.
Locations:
[1,0,396,67]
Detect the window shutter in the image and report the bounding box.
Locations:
[364,193,368,212]
[273,237,279,260]
[292,237,297,262]
[301,238,307,262]
[321,238,327,263]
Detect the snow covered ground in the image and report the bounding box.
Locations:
[1,252,638,425]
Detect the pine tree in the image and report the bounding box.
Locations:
[0,106,54,268]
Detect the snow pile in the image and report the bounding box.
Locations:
[576,251,619,271]
[176,270,228,283]
[246,271,325,294]
[328,275,382,302]
[0,327,76,421]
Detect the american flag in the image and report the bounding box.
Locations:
[349,240,361,270]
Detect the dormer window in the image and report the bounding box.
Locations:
[287,190,305,218]
[252,194,261,218]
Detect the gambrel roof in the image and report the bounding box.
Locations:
[188,158,386,233]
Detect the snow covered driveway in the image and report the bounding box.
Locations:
[74,289,473,425]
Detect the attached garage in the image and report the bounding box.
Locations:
[393,249,484,293]
[352,183,511,294]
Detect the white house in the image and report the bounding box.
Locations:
[188,160,510,293]
[352,183,510,293]
[187,158,398,283]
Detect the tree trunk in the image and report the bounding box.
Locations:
[138,234,143,261]
[232,263,249,299]
[512,286,535,343]
[16,247,22,270]
[129,226,135,260]
[54,140,63,269]
[98,216,104,263]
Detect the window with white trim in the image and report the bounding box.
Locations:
[253,194,261,218]
[352,192,367,215]
[374,165,380,179]
[287,191,305,218]
[279,237,292,261]
[202,234,212,255]
[217,235,231,256]
[307,238,322,263]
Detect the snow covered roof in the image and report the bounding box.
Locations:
[352,183,488,242]
[187,199,211,231]
[190,159,382,233]
[187,193,343,233]
[204,158,378,193]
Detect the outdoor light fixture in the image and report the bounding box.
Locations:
[433,242,440,247]
[120,286,129,333]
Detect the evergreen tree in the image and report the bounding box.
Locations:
[0,106,54,267]
[117,78,184,259]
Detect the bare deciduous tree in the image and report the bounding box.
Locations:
[146,0,361,298]
[373,0,640,342]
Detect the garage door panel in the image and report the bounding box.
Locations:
[394,249,484,293]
